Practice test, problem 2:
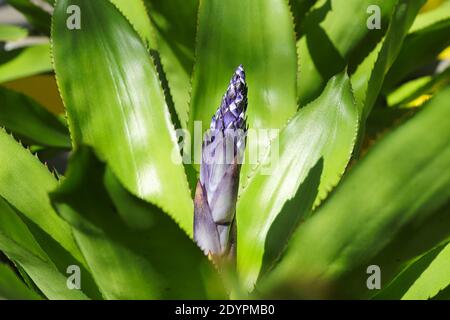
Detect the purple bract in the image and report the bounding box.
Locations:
[194,65,248,262]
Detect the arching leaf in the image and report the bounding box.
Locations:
[262,86,450,299]
[190,0,298,133]
[51,147,226,299]
[0,86,70,148]
[297,0,397,106]
[0,44,52,84]
[52,0,193,233]
[237,72,358,290]
[144,0,199,129]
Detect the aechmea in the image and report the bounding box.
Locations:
[194,65,248,263]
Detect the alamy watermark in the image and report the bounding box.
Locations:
[66,265,81,290]
[171,122,279,175]
[66,5,81,30]
[367,5,381,30]
[366,265,381,290]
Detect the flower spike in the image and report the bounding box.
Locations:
[194,65,248,264]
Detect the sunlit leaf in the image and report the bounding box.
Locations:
[0,262,41,300]
[350,199,450,299]
[356,0,426,120]
[0,44,52,83]
[411,0,450,32]
[237,72,358,290]
[109,0,155,47]
[262,86,450,299]
[297,0,396,106]
[52,0,193,234]
[0,24,28,42]
[259,159,323,279]
[402,242,450,300]
[0,196,89,299]
[0,232,89,299]
[190,0,298,133]
[374,225,449,300]
[0,130,101,298]
[384,6,450,90]
[387,66,450,107]
[0,129,89,273]
[51,147,227,299]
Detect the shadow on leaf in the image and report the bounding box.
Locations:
[259,158,324,280]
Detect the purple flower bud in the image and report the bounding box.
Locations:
[194,65,248,261]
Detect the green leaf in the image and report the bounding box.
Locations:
[0,24,28,42]
[52,0,193,234]
[297,0,397,106]
[0,232,88,300]
[0,130,101,298]
[0,196,46,263]
[386,66,450,107]
[386,76,433,107]
[144,0,199,129]
[190,0,298,133]
[357,0,426,120]
[262,86,450,299]
[409,0,450,33]
[432,285,450,300]
[6,0,52,35]
[360,200,450,300]
[108,0,188,131]
[383,15,450,90]
[259,158,323,279]
[351,0,426,156]
[0,129,84,268]
[402,242,450,300]
[0,86,70,148]
[51,147,226,299]
[374,233,449,300]
[0,189,101,300]
[237,72,358,290]
[109,0,155,47]
[0,263,41,300]
[0,196,88,299]
[377,246,443,300]
[350,40,382,110]
[0,44,52,83]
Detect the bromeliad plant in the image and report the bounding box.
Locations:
[0,0,449,300]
